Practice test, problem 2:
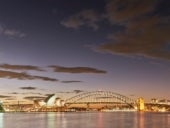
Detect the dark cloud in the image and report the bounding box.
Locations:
[0,95,13,98]
[0,70,30,80]
[54,91,72,94]
[27,92,42,95]
[61,80,83,83]
[9,92,42,95]
[106,0,158,23]
[9,92,19,94]
[45,94,53,96]
[49,65,107,74]
[23,96,46,101]
[98,0,170,60]
[20,87,36,90]
[0,70,58,81]
[34,76,58,82]
[54,90,85,94]
[62,0,170,60]
[61,9,102,30]
[73,90,84,94]
[0,64,44,71]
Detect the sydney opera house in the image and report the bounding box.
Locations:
[34,94,65,111]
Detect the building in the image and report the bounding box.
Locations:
[0,100,4,112]
[151,98,159,104]
[159,99,170,105]
[34,94,65,110]
[137,97,145,111]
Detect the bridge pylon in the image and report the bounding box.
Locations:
[137,97,145,111]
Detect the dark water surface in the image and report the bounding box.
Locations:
[0,112,170,128]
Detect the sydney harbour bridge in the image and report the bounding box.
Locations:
[35,91,138,112]
[65,91,136,109]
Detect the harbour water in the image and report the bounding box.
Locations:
[0,112,170,128]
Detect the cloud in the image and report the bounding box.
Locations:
[4,98,16,101]
[0,25,26,38]
[20,87,36,90]
[0,70,58,81]
[61,15,83,29]
[61,9,101,30]
[23,96,46,101]
[45,94,54,96]
[54,91,72,94]
[4,29,26,38]
[26,92,42,95]
[49,65,107,74]
[61,0,170,60]
[0,64,44,71]
[73,90,84,94]
[33,75,58,82]
[61,80,82,83]
[9,92,18,94]
[106,0,157,23]
[55,90,85,94]
[9,92,43,95]
[98,0,170,60]
[0,95,13,98]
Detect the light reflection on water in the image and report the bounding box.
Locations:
[0,112,170,128]
[0,113,4,128]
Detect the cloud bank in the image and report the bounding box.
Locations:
[23,96,46,100]
[98,0,170,60]
[62,0,170,60]
[0,95,13,98]
[20,87,36,90]
[0,63,106,83]
[61,81,82,83]
[49,65,107,74]
[61,9,102,30]
[0,70,58,81]
[0,64,44,71]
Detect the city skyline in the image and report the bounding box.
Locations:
[0,0,170,103]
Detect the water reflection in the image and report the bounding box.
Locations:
[47,113,56,128]
[55,113,67,128]
[0,113,3,128]
[0,112,169,128]
[44,112,67,128]
[138,112,144,128]
[97,113,103,128]
[168,114,170,124]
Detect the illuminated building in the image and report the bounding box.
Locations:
[34,94,65,108]
[55,98,65,107]
[45,94,57,107]
[159,99,170,105]
[137,97,145,111]
[151,98,158,104]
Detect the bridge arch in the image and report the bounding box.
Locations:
[65,91,136,108]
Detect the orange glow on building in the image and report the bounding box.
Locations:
[137,97,145,111]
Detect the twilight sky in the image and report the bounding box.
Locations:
[0,0,170,103]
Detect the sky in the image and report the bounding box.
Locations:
[0,0,170,103]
